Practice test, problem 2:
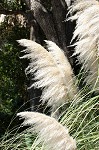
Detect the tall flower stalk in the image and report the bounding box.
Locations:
[68,0,99,89]
[17,112,76,150]
[17,39,78,115]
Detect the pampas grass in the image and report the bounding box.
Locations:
[1,1,99,150]
[0,88,98,150]
[17,39,77,114]
[68,0,99,89]
[17,112,76,150]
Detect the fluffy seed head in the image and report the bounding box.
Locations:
[68,0,99,88]
[17,111,76,150]
[17,39,78,110]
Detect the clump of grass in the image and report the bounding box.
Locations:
[60,90,99,149]
[0,87,98,149]
[0,0,99,149]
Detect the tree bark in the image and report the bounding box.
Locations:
[51,0,68,55]
[23,0,59,44]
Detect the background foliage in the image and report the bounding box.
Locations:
[0,8,30,136]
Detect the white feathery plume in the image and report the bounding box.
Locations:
[68,0,99,88]
[17,39,77,111]
[17,111,76,150]
[70,0,99,12]
[45,40,78,99]
[65,0,71,7]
